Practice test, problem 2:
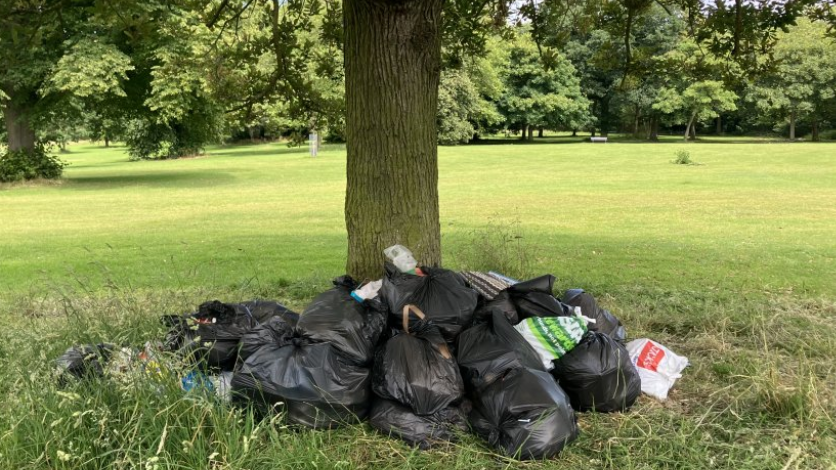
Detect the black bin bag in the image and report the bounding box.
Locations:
[508,275,573,320]
[297,276,386,366]
[456,310,544,391]
[551,331,641,413]
[55,343,115,383]
[232,339,372,428]
[369,398,470,449]
[472,290,519,325]
[563,289,626,342]
[469,368,578,460]
[238,316,294,363]
[164,299,299,371]
[380,265,478,346]
[372,305,465,416]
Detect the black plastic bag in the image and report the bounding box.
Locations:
[563,289,626,342]
[469,368,578,460]
[164,299,299,371]
[297,276,386,366]
[238,316,295,362]
[551,331,641,412]
[369,398,470,449]
[456,310,544,391]
[55,343,114,382]
[372,305,465,415]
[472,290,519,325]
[380,265,478,345]
[285,399,368,429]
[508,275,573,320]
[232,339,371,427]
[241,299,300,326]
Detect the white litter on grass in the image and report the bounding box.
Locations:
[626,339,689,401]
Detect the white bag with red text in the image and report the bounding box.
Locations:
[626,339,688,401]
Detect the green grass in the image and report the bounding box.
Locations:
[1,138,835,469]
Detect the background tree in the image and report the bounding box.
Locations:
[653,80,738,139]
[747,18,836,140]
[498,33,591,140]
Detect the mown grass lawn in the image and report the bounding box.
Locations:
[0,137,834,469]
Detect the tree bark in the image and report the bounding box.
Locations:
[684,112,696,141]
[648,116,659,141]
[689,122,696,140]
[716,115,722,135]
[527,126,534,140]
[537,128,543,138]
[789,111,795,140]
[105,135,110,147]
[733,0,744,57]
[2,96,37,152]
[633,105,640,135]
[812,119,819,142]
[344,0,443,280]
[600,97,610,137]
[572,129,577,137]
[519,125,528,141]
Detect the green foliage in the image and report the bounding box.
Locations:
[746,18,836,140]
[498,33,592,136]
[0,144,67,182]
[437,71,480,144]
[654,80,738,138]
[124,103,224,160]
[47,39,134,99]
[672,149,692,164]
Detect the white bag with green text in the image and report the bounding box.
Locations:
[513,312,590,370]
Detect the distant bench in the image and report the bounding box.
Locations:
[590,136,608,143]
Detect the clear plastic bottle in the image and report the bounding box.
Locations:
[383,244,418,274]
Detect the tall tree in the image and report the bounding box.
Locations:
[747,18,836,140]
[344,0,444,279]
[653,80,738,139]
[498,32,591,139]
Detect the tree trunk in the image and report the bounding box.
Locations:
[3,96,37,152]
[537,128,543,138]
[789,112,795,140]
[344,0,442,280]
[633,106,640,135]
[648,117,659,141]
[527,126,534,140]
[716,115,722,135]
[689,123,696,140]
[105,135,110,147]
[812,119,819,142]
[572,129,577,137]
[519,125,528,141]
[684,112,696,141]
[733,0,743,57]
[600,98,610,137]
[590,127,596,137]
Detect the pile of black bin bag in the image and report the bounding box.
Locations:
[54,266,641,461]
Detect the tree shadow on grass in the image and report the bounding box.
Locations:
[466,136,588,146]
[208,145,312,158]
[67,171,236,189]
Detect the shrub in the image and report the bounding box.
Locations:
[0,144,68,182]
[673,149,692,165]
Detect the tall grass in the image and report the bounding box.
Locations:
[1,263,834,469]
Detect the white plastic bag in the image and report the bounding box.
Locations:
[514,309,590,370]
[626,339,688,401]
